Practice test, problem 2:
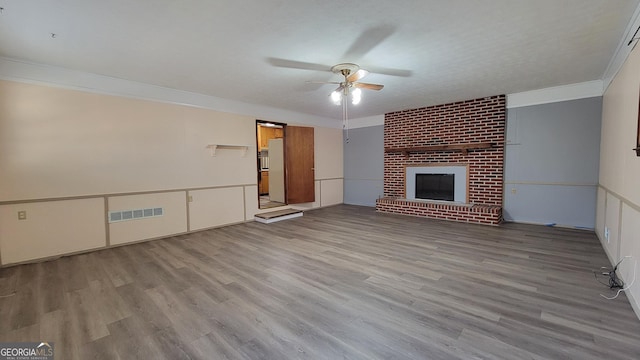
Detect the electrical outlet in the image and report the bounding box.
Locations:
[188,195,193,202]
[604,227,610,243]
[17,211,27,220]
[511,188,516,194]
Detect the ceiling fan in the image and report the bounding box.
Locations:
[309,63,384,104]
[306,63,386,143]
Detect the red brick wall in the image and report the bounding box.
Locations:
[377,95,506,225]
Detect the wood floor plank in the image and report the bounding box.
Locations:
[87,279,132,325]
[106,315,164,359]
[1,204,640,359]
[64,287,110,344]
[36,260,64,315]
[94,249,134,288]
[144,285,214,343]
[188,331,249,360]
[79,335,122,360]
[457,328,546,360]
[114,283,173,332]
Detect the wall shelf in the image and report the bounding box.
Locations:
[206,144,249,157]
[385,142,494,157]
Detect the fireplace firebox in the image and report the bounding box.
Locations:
[415,174,455,201]
[405,165,467,203]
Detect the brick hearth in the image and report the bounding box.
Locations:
[376,95,506,225]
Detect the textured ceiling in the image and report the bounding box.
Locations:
[0,0,638,119]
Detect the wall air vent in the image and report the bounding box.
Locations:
[109,207,164,223]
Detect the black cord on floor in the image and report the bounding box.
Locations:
[608,269,624,289]
[593,261,625,290]
[593,270,611,287]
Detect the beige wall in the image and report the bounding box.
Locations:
[597,45,640,319]
[188,187,245,231]
[313,126,344,179]
[108,191,188,245]
[0,198,106,264]
[0,80,257,201]
[320,179,344,207]
[0,79,344,265]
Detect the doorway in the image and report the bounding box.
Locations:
[256,120,316,209]
[256,121,286,209]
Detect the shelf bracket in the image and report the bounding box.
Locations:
[206,144,249,157]
[206,144,218,156]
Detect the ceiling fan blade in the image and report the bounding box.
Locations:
[333,84,345,93]
[266,57,331,72]
[366,66,412,77]
[347,69,369,82]
[343,25,396,59]
[354,82,384,91]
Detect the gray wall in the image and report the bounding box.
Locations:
[343,125,384,206]
[343,97,602,223]
[504,97,602,228]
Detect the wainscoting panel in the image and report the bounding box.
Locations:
[320,178,344,207]
[0,198,106,265]
[108,191,188,246]
[188,187,245,231]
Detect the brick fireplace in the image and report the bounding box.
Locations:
[376,95,506,225]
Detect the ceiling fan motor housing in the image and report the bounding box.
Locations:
[331,63,360,77]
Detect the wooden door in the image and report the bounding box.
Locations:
[286,126,315,204]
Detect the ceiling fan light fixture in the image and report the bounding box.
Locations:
[331,90,342,105]
[351,88,362,105]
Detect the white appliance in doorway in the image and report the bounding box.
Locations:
[268,138,285,203]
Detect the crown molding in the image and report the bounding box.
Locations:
[506,80,603,109]
[603,2,640,91]
[0,57,340,129]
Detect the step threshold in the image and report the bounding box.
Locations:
[255,209,303,224]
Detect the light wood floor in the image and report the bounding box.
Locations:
[1,205,639,359]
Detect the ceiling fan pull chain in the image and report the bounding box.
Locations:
[344,97,350,143]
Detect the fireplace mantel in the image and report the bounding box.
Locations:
[385,142,494,157]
